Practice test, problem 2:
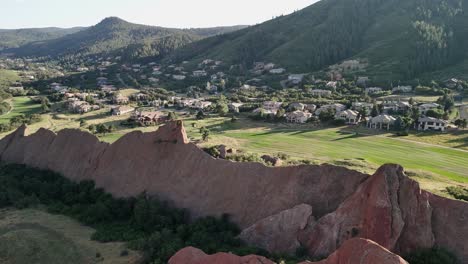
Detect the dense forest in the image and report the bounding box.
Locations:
[0,27,84,50]
[168,0,468,82]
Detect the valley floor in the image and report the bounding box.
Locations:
[0,208,139,264]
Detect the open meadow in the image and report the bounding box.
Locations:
[0,209,139,264]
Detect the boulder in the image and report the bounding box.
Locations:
[239,204,314,254]
[298,164,434,257]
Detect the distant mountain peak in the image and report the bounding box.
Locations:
[96,17,129,28]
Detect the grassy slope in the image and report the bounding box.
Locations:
[0,209,139,264]
[78,116,468,184]
[0,70,20,89]
[0,97,41,124]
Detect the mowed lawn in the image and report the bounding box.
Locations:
[182,117,468,184]
[220,127,468,183]
[0,97,41,124]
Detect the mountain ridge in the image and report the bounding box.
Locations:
[2,17,247,60]
[168,0,468,82]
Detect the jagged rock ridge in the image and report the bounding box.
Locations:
[0,122,466,263]
[168,238,409,264]
[0,122,367,228]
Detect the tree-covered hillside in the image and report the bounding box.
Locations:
[169,0,467,82]
[4,17,246,61]
[0,27,84,51]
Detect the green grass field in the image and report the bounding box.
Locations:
[181,117,468,185]
[0,97,42,124]
[0,209,139,264]
[0,70,20,89]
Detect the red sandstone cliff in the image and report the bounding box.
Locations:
[0,122,367,228]
[0,122,467,263]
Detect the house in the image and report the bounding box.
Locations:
[335,110,360,124]
[113,94,129,105]
[193,70,207,77]
[367,114,396,130]
[352,102,374,111]
[173,75,186,81]
[96,77,108,86]
[252,101,283,116]
[228,103,244,113]
[418,117,448,131]
[311,89,332,97]
[392,86,412,93]
[326,81,338,89]
[263,101,283,110]
[253,62,265,70]
[111,106,135,115]
[202,59,214,65]
[269,68,286,74]
[419,103,441,115]
[306,104,317,113]
[8,86,24,93]
[148,77,159,83]
[264,63,275,70]
[365,87,383,94]
[315,103,346,116]
[253,108,279,116]
[68,100,99,114]
[446,78,461,89]
[100,85,116,93]
[356,76,370,87]
[285,111,312,124]
[288,74,305,84]
[288,102,306,111]
[131,111,168,126]
[50,82,62,90]
[382,101,411,113]
[193,100,212,110]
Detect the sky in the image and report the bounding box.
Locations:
[1,0,318,29]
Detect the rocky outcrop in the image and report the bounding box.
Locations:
[169,239,408,264]
[0,122,367,229]
[297,164,466,261]
[168,247,275,264]
[300,238,408,264]
[239,204,314,254]
[1,122,467,263]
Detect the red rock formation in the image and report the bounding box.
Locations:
[239,204,314,254]
[0,122,367,229]
[169,239,408,264]
[168,247,275,264]
[298,164,468,262]
[300,238,408,264]
[1,122,467,263]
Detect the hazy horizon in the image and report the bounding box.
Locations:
[1,0,318,29]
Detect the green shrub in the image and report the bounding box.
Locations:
[446,186,468,201]
[405,248,459,264]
